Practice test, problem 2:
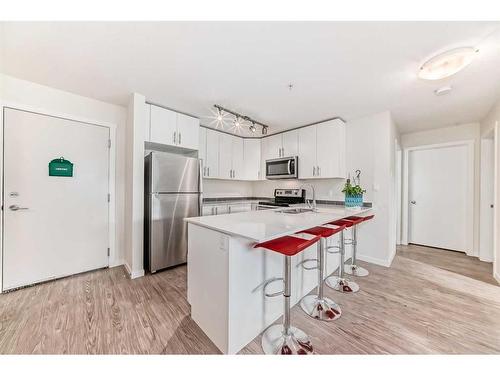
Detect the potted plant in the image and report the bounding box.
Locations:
[342,171,366,208]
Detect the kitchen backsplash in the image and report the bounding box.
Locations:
[203,178,346,201]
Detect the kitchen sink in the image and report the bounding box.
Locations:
[277,208,315,214]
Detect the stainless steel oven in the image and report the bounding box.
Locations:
[265,156,298,179]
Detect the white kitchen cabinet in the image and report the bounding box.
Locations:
[149,104,200,150]
[150,105,177,146]
[243,138,261,180]
[205,129,219,178]
[218,132,244,180]
[228,203,252,214]
[232,137,244,180]
[219,132,233,179]
[298,119,346,179]
[298,125,318,179]
[199,127,207,165]
[282,129,299,157]
[177,112,199,150]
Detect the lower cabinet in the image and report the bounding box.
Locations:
[202,202,257,216]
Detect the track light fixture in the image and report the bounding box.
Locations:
[213,104,269,136]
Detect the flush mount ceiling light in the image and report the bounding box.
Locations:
[418,47,479,80]
[213,104,269,136]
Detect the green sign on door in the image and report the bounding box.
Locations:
[49,157,73,177]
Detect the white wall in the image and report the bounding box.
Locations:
[345,111,399,266]
[401,122,481,257]
[0,73,127,267]
[124,93,148,278]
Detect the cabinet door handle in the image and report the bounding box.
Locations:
[281,147,285,157]
[317,166,320,176]
[312,166,316,176]
[179,132,182,144]
[233,170,236,179]
[207,167,210,176]
[173,131,176,144]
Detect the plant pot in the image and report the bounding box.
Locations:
[345,194,363,208]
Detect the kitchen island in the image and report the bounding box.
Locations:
[185,205,372,354]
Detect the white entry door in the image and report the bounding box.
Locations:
[2,108,110,290]
[408,143,472,252]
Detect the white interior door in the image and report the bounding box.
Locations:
[408,144,471,252]
[2,108,109,290]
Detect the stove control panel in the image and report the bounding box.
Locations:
[274,188,303,197]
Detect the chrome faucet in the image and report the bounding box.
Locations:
[300,183,317,211]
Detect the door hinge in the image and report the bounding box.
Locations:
[107,193,111,202]
[108,139,111,148]
[107,247,110,257]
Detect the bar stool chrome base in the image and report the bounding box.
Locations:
[300,295,342,321]
[325,276,360,293]
[344,264,369,277]
[261,324,313,355]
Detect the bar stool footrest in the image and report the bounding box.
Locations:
[263,277,284,297]
[297,258,319,270]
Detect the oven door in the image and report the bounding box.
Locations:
[265,156,298,179]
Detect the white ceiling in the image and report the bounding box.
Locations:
[1,22,500,134]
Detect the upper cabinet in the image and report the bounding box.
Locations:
[201,127,220,179]
[243,138,261,180]
[199,119,345,181]
[261,130,298,160]
[149,104,200,150]
[298,119,346,179]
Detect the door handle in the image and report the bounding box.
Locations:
[179,132,181,144]
[9,204,29,211]
[410,200,416,205]
[173,131,177,144]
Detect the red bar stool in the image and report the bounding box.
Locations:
[324,220,360,293]
[343,214,375,277]
[255,233,320,355]
[298,225,345,321]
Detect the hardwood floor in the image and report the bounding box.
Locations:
[398,244,498,286]
[1,248,499,354]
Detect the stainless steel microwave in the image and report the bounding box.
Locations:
[265,156,298,179]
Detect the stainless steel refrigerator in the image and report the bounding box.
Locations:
[144,151,202,273]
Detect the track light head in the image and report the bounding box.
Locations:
[249,122,256,133]
[216,108,223,121]
[262,126,268,135]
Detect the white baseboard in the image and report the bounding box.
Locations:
[357,252,394,268]
[109,259,125,268]
[123,262,145,279]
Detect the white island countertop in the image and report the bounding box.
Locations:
[185,204,373,243]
